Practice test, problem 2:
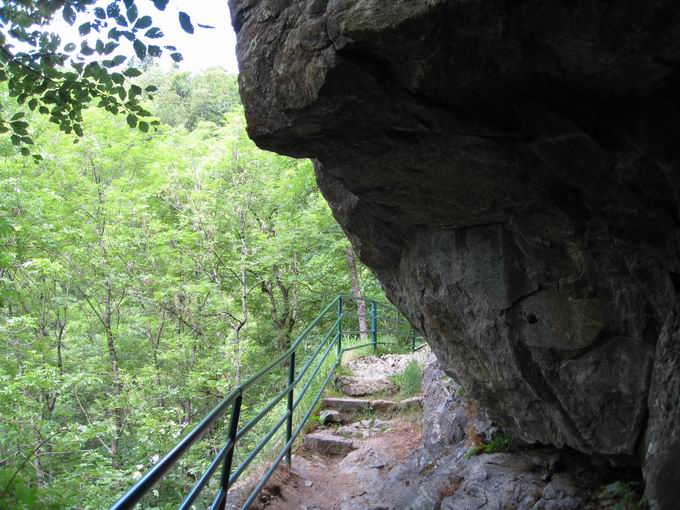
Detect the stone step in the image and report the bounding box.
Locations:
[322,397,399,413]
[303,432,356,456]
[399,395,425,411]
[370,399,398,412]
[335,375,397,397]
[322,397,371,412]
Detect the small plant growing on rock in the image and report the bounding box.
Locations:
[335,364,353,378]
[391,360,423,399]
[600,481,647,510]
[464,434,512,459]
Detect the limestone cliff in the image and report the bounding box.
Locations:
[227,1,680,507]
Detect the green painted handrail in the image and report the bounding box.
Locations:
[110,294,426,510]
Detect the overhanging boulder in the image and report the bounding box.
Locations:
[228,1,680,506]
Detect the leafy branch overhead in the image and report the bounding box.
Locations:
[0,0,202,159]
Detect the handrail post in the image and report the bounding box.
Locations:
[337,296,343,357]
[218,393,242,510]
[285,352,295,466]
[370,301,377,352]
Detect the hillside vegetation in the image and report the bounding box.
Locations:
[0,66,380,509]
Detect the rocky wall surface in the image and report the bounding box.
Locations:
[228,1,680,506]
[344,355,624,510]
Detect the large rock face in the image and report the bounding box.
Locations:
[228,0,680,505]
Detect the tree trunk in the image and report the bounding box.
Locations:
[103,283,123,468]
[346,247,368,338]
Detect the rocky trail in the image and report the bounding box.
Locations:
[238,352,645,510]
[251,351,427,510]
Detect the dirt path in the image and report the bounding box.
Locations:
[250,352,425,510]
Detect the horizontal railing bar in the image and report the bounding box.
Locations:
[340,341,400,352]
[235,385,291,442]
[293,333,338,409]
[110,388,242,510]
[209,487,225,510]
[237,296,341,393]
[177,322,344,507]
[110,293,423,510]
[235,316,341,441]
[223,328,342,491]
[291,318,340,384]
[230,408,290,485]
[287,295,341,350]
[178,439,234,510]
[110,302,343,509]
[241,356,341,510]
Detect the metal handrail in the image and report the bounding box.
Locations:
[110,294,425,510]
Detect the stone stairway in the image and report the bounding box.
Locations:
[251,350,426,509]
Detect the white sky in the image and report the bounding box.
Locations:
[146,0,239,73]
[46,0,239,74]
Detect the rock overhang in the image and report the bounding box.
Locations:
[228,1,680,507]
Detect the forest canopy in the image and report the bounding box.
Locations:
[0,61,381,509]
[0,0,213,159]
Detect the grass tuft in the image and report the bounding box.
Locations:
[391,360,423,399]
[605,481,647,510]
[464,434,512,459]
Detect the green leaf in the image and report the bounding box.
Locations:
[104,42,119,55]
[123,68,142,78]
[133,39,146,60]
[11,112,25,121]
[127,4,138,23]
[64,42,77,52]
[106,2,121,18]
[145,85,158,93]
[130,85,142,98]
[126,114,137,128]
[145,27,163,39]
[178,12,194,34]
[79,23,91,36]
[80,42,95,56]
[138,121,149,133]
[94,7,107,19]
[62,5,76,25]
[152,0,169,10]
[134,16,153,30]
[170,52,183,63]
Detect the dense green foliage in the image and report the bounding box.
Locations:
[0,66,381,509]
[0,0,205,158]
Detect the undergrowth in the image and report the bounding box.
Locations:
[340,334,413,359]
[605,481,647,510]
[390,360,423,399]
[464,434,512,459]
